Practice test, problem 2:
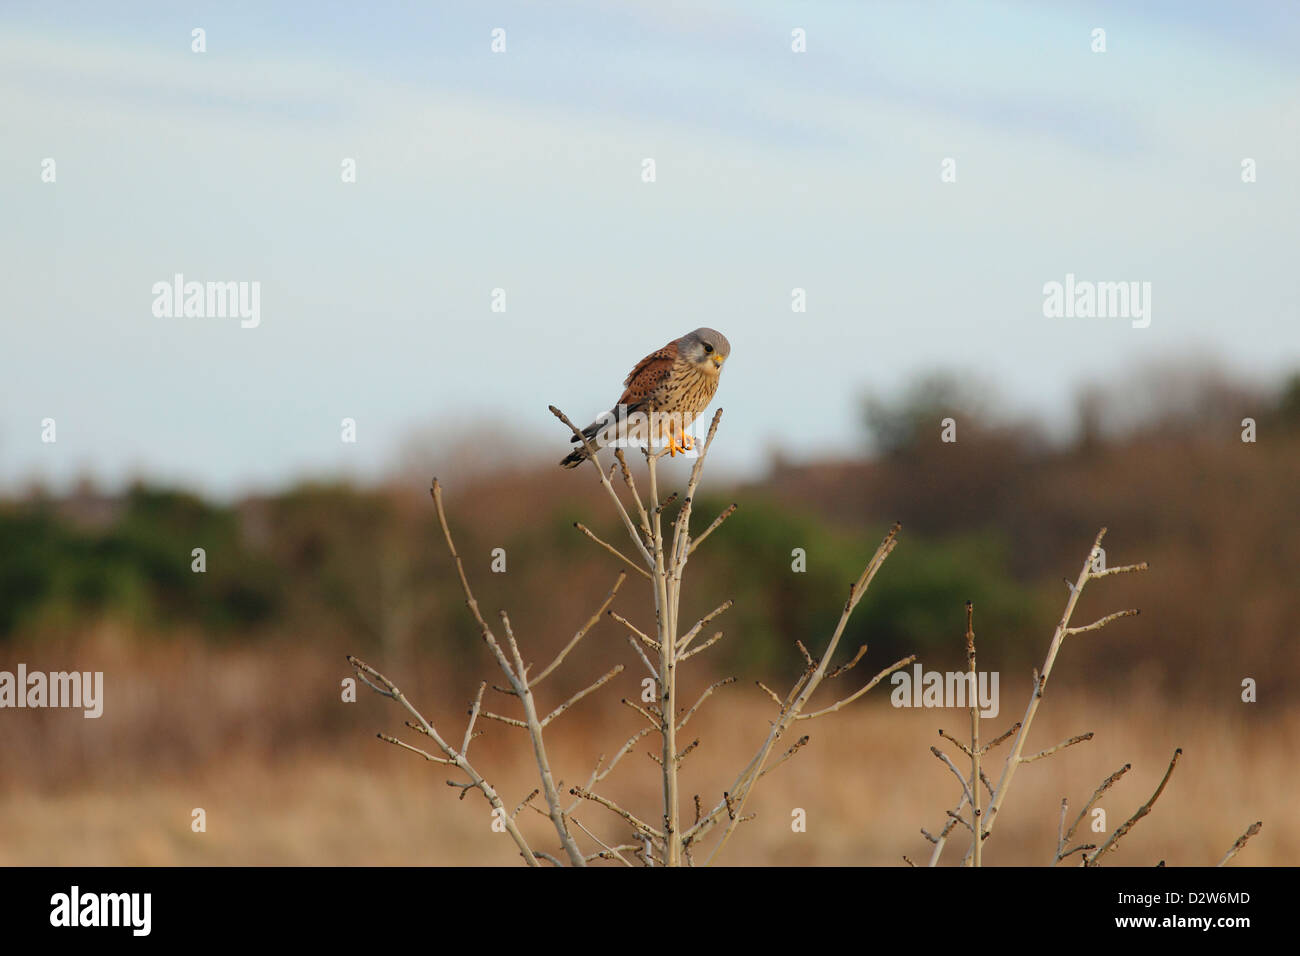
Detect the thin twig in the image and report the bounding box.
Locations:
[549,405,653,566]
[348,654,540,866]
[542,665,624,727]
[1022,731,1094,764]
[757,735,809,779]
[931,746,976,808]
[574,524,652,580]
[677,677,737,732]
[532,573,627,688]
[826,645,869,680]
[679,630,725,661]
[378,733,454,765]
[1064,609,1139,636]
[938,729,973,757]
[980,722,1021,755]
[460,681,487,757]
[688,503,737,556]
[981,529,1147,850]
[1085,749,1182,866]
[1059,763,1132,861]
[795,655,916,721]
[676,600,733,653]
[1089,562,1149,579]
[693,522,905,863]
[569,785,665,841]
[1216,821,1263,867]
[609,611,658,651]
[620,696,660,729]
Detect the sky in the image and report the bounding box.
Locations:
[2,1,1297,498]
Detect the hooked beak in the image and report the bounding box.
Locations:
[711,355,725,369]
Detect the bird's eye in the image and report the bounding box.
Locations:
[704,344,714,354]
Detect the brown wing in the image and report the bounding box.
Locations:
[616,341,678,408]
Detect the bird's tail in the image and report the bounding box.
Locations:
[559,417,607,469]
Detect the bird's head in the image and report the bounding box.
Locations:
[680,327,731,374]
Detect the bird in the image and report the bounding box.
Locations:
[560,327,731,469]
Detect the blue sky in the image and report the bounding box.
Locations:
[2,2,1297,497]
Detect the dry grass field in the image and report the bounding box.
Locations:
[0,627,1286,866]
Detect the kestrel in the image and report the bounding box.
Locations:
[560,327,731,469]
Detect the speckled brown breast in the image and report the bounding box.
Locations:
[647,359,718,435]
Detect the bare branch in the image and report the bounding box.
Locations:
[930,745,976,808]
[1059,843,1096,861]
[574,524,652,580]
[676,600,734,653]
[938,729,973,758]
[980,722,1021,755]
[499,610,527,686]
[677,676,737,732]
[461,681,486,757]
[795,640,814,669]
[513,789,539,819]
[755,681,784,709]
[694,522,905,863]
[1085,749,1182,866]
[1064,609,1140,636]
[1217,821,1263,867]
[982,528,1149,852]
[356,669,396,698]
[542,665,624,727]
[430,481,517,680]
[1089,562,1149,579]
[679,630,725,661]
[1061,763,1132,856]
[926,791,971,866]
[795,655,916,721]
[570,816,636,867]
[346,654,540,866]
[564,727,654,816]
[621,630,660,681]
[758,735,810,780]
[549,405,653,566]
[612,448,652,545]
[827,644,869,680]
[688,502,737,556]
[609,611,658,651]
[620,696,660,730]
[532,573,627,689]
[480,710,528,729]
[1057,797,1068,858]
[569,785,665,842]
[1021,731,1094,764]
[945,809,973,832]
[378,732,454,765]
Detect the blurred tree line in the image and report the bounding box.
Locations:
[2,365,1297,693]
